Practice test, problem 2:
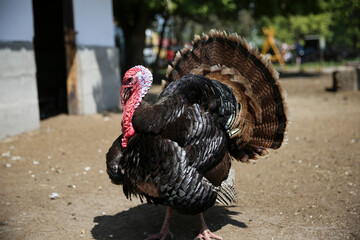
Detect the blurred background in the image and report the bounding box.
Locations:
[0,0,359,139]
[1,1,359,239]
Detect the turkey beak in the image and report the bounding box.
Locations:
[121,86,132,101]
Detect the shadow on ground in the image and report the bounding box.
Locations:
[91,204,247,240]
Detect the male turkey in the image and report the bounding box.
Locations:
[106,30,288,240]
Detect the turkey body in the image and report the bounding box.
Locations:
[107,75,236,214]
[106,30,288,239]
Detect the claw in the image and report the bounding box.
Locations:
[195,213,222,240]
[195,229,222,240]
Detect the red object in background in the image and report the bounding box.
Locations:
[166,47,175,62]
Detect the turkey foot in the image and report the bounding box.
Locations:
[145,207,174,240]
[194,213,222,240]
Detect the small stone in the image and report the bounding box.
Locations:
[84,167,91,171]
[99,170,104,174]
[350,139,356,143]
[33,161,39,165]
[298,160,302,164]
[49,192,59,199]
[2,151,11,157]
[11,156,21,161]
[98,149,102,153]
[5,163,11,168]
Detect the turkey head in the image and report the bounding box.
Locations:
[120,65,153,148]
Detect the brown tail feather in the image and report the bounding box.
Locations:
[164,29,288,161]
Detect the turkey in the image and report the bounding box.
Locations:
[106,30,288,240]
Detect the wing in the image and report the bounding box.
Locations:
[162,103,231,186]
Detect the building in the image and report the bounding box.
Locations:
[0,0,120,140]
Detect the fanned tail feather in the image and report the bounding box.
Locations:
[164,29,288,162]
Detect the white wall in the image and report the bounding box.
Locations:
[73,0,114,47]
[76,46,120,115]
[0,0,34,41]
[72,0,120,115]
[0,46,40,140]
[0,1,39,140]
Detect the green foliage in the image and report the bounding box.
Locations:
[245,0,324,18]
[113,0,359,70]
[171,0,239,21]
[260,13,333,45]
[113,0,167,28]
[258,0,360,50]
[322,0,360,49]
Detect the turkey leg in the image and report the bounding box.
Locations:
[145,207,174,240]
[195,213,222,240]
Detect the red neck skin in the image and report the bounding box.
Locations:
[121,90,140,148]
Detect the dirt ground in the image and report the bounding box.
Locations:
[0,71,359,240]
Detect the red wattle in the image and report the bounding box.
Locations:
[121,91,140,148]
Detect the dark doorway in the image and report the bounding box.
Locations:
[32,0,68,119]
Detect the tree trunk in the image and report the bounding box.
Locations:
[121,12,150,76]
[174,16,187,47]
[153,13,169,79]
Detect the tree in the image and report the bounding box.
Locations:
[259,13,332,45]
[251,0,360,51]
[113,0,168,75]
[113,0,243,75]
[322,0,360,50]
